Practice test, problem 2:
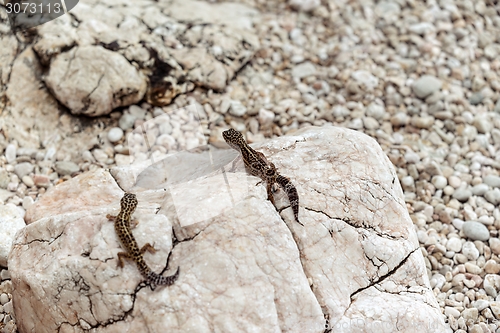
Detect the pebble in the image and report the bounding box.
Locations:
[258,108,275,126]
[431,175,447,190]
[484,260,500,274]
[0,170,9,189]
[444,306,460,318]
[229,100,247,117]
[107,127,124,143]
[483,275,500,298]
[461,308,478,321]
[0,293,7,305]
[462,221,490,241]
[33,174,51,188]
[22,196,34,210]
[473,116,493,134]
[13,162,34,178]
[472,300,490,312]
[462,241,480,260]
[489,238,500,255]
[365,103,385,120]
[21,175,34,188]
[452,189,472,202]
[483,175,500,188]
[119,113,136,130]
[291,61,316,78]
[128,105,146,119]
[412,75,442,99]
[4,144,16,164]
[0,270,9,280]
[446,238,462,252]
[471,184,489,196]
[54,161,79,176]
[484,189,500,205]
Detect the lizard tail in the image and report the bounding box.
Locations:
[148,266,180,290]
[276,175,301,225]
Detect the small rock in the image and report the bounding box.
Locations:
[33,174,51,188]
[444,306,460,318]
[489,238,500,255]
[14,162,34,178]
[0,293,8,305]
[0,170,9,189]
[258,108,275,126]
[484,189,500,205]
[128,105,146,120]
[363,117,379,130]
[411,116,434,129]
[291,62,316,78]
[462,221,490,241]
[4,144,16,164]
[484,260,500,274]
[289,0,320,11]
[461,308,478,321]
[452,189,472,202]
[412,75,442,99]
[22,196,34,210]
[472,299,490,311]
[108,127,124,143]
[483,275,500,298]
[431,175,447,189]
[490,302,500,320]
[452,219,464,230]
[21,175,34,188]
[0,269,9,280]
[471,183,489,196]
[366,103,385,120]
[119,113,136,130]
[473,116,493,133]
[229,100,247,117]
[483,175,500,188]
[462,241,480,260]
[390,112,409,126]
[446,238,462,252]
[464,262,481,275]
[54,161,79,176]
[351,70,379,91]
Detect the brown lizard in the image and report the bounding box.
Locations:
[107,193,179,290]
[222,128,302,225]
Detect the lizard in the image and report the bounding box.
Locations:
[222,128,302,225]
[106,192,179,290]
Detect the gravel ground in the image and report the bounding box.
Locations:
[2,0,500,332]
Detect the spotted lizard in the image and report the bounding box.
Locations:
[222,128,302,225]
[107,193,179,290]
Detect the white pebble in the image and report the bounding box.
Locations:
[5,144,16,163]
[432,175,447,189]
[446,238,462,252]
[107,127,124,143]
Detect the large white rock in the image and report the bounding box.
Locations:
[9,127,450,332]
[0,204,26,267]
[44,45,147,117]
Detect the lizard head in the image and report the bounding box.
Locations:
[121,193,138,213]
[222,128,245,149]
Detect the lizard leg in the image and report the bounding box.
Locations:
[230,155,242,172]
[140,243,157,254]
[106,214,116,222]
[117,252,131,268]
[267,181,276,206]
[130,219,139,229]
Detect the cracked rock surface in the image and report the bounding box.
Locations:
[33,0,259,112]
[9,127,449,332]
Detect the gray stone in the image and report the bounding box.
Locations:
[471,183,489,196]
[291,62,316,78]
[412,75,442,99]
[0,269,10,280]
[462,221,490,241]
[54,161,79,176]
[107,127,124,143]
[0,293,8,305]
[484,175,500,188]
[128,105,146,120]
[462,241,480,260]
[452,188,472,202]
[365,103,385,120]
[0,170,9,189]
[14,162,34,178]
[119,113,136,130]
[485,189,500,205]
